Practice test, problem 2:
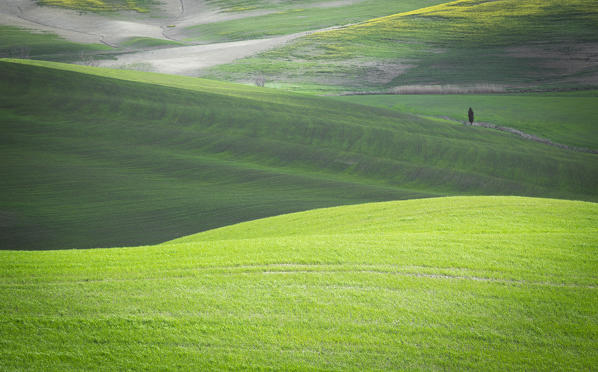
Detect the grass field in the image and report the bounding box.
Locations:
[1,58,597,250]
[0,26,111,62]
[334,92,598,150]
[37,0,156,13]
[205,0,598,93]
[185,0,449,43]
[118,37,184,49]
[1,196,596,370]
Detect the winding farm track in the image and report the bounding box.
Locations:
[439,116,598,154]
[98,24,347,75]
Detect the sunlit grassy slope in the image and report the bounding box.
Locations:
[185,0,449,43]
[334,92,598,150]
[206,0,598,93]
[1,196,597,370]
[1,59,597,250]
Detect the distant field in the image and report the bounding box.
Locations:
[1,58,597,250]
[206,0,598,93]
[334,92,598,149]
[37,0,156,12]
[185,0,449,43]
[1,196,596,370]
[0,26,111,62]
[118,37,184,49]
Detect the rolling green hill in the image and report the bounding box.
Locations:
[1,58,597,250]
[1,196,597,370]
[205,0,598,93]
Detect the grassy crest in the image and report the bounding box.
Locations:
[1,196,597,370]
[205,0,598,92]
[1,59,597,250]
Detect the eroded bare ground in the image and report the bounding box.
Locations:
[0,0,363,74]
[0,0,260,45]
[98,31,318,75]
[0,0,174,45]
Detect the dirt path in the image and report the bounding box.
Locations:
[439,116,598,154]
[1,0,351,71]
[97,25,344,75]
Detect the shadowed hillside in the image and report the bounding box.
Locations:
[1,59,597,249]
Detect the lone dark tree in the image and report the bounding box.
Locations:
[468,107,474,125]
[255,73,265,87]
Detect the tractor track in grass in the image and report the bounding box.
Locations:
[436,115,598,154]
[3,263,595,289]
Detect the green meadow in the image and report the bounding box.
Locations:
[2,0,598,369]
[206,0,598,93]
[2,59,597,250]
[334,92,598,150]
[185,0,449,43]
[1,196,597,370]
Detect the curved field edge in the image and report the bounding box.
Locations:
[1,196,597,370]
[167,195,598,243]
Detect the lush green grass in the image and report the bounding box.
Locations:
[205,0,598,93]
[0,26,111,62]
[333,92,598,149]
[1,59,597,250]
[1,196,597,370]
[185,0,449,43]
[37,0,156,13]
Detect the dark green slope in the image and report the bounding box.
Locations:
[1,60,596,249]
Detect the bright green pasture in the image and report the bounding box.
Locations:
[1,197,597,370]
[0,26,111,62]
[1,59,597,250]
[206,0,598,92]
[185,0,449,43]
[334,93,598,149]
